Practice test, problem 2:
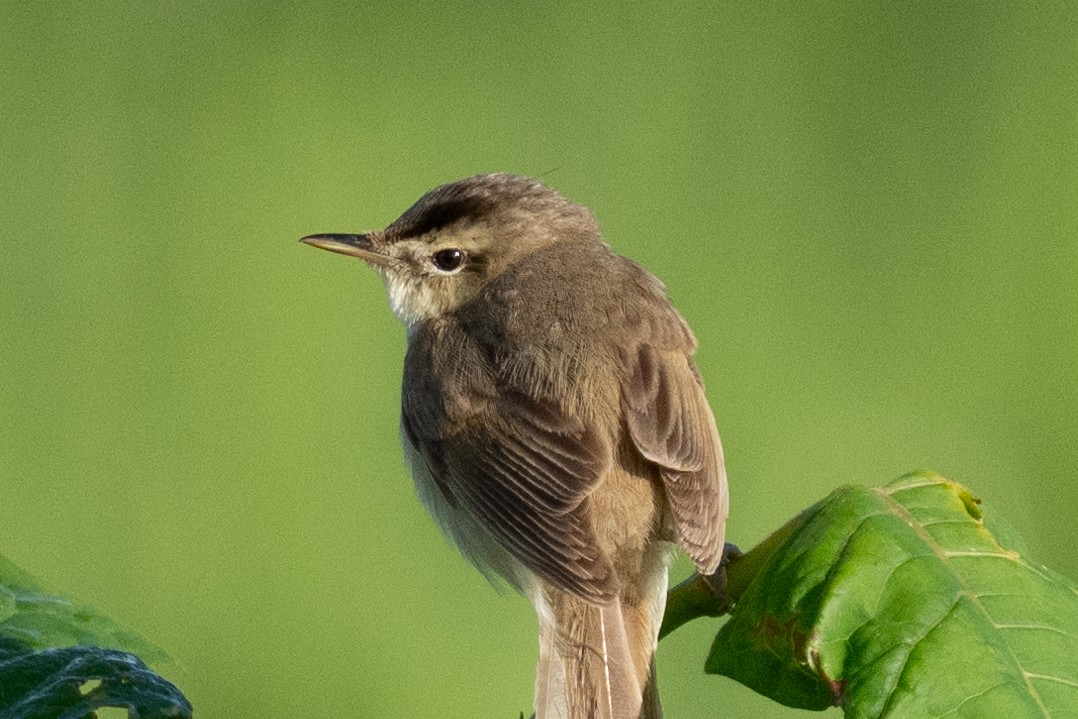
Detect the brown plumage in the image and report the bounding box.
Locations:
[302,174,728,718]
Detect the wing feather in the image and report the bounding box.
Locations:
[404,388,617,604]
[621,343,728,574]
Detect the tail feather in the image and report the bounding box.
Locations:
[640,658,661,719]
[535,615,567,718]
[533,573,669,719]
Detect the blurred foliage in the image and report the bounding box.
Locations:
[1,2,1075,718]
[0,637,191,719]
[0,556,163,663]
[0,555,190,718]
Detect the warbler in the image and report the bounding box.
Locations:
[302,174,728,719]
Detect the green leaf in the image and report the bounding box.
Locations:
[0,556,164,663]
[0,637,191,719]
[0,555,190,718]
[706,471,1078,718]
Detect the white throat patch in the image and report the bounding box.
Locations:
[384,271,442,330]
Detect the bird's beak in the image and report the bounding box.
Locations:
[299,233,394,268]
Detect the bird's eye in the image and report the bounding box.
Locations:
[432,248,465,273]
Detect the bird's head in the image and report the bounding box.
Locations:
[301,174,599,328]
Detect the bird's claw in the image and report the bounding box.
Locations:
[702,542,743,613]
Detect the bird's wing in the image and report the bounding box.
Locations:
[404,387,617,604]
[620,343,728,574]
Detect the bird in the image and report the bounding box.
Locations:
[301,173,728,719]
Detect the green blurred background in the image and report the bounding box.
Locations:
[2,2,1076,717]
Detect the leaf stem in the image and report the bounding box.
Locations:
[659,511,805,640]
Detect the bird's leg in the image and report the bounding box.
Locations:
[701,542,743,614]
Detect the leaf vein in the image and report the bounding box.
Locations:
[1023,673,1078,689]
[875,484,1053,718]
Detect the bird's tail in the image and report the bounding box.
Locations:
[533,571,668,719]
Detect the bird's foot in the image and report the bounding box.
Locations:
[701,542,743,613]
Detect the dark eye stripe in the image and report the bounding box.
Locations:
[432,248,465,272]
